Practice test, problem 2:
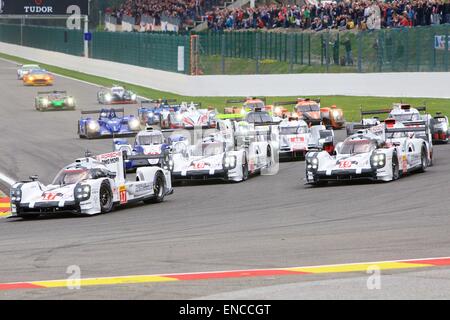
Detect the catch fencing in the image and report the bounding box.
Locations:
[196,25,450,74]
[0,24,190,73]
[1,22,450,75]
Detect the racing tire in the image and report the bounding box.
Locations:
[418,146,428,173]
[144,171,165,204]
[99,182,114,214]
[241,156,249,181]
[391,152,400,181]
[266,147,273,168]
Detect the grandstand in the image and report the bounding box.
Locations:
[102,0,450,33]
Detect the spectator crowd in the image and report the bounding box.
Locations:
[106,0,207,27]
[204,0,450,32]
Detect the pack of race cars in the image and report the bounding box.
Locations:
[11,64,450,219]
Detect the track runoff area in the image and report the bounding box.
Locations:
[1,56,450,301]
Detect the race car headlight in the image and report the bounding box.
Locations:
[176,114,183,122]
[275,107,282,115]
[131,94,137,101]
[67,97,75,106]
[87,120,100,132]
[240,108,246,115]
[128,118,140,131]
[223,155,237,169]
[74,184,91,201]
[163,159,174,171]
[147,111,154,118]
[333,110,340,118]
[42,98,49,106]
[10,188,22,203]
[306,157,319,171]
[105,93,112,102]
[371,153,386,169]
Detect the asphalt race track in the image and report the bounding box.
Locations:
[1,58,450,299]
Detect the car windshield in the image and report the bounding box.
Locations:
[24,65,39,70]
[193,142,224,156]
[280,126,307,135]
[390,113,420,122]
[245,102,265,110]
[112,88,124,94]
[296,104,320,112]
[29,70,46,74]
[246,112,272,123]
[52,169,90,186]
[138,134,163,145]
[340,139,376,154]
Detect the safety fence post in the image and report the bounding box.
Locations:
[357,31,362,73]
[221,33,225,74]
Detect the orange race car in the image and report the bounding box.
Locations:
[274,98,345,129]
[320,105,346,129]
[23,69,54,86]
[224,97,271,114]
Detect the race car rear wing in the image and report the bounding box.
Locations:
[226,97,266,104]
[360,108,392,116]
[401,120,428,127]
[274,100,298,106]
[37,90,68,95]
[141,99,177,104]
[385,126,428,134]
[81,108,125,115]
[274,98,320,106]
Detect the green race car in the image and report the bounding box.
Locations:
[35,91,76,111]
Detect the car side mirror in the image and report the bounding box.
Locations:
[29,175,39,181]
[392,142,401,147]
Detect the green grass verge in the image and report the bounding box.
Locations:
[1,51,449,120]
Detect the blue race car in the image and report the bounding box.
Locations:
[137,99,180,126]
[78,108,141,139]
[113,127,187,171]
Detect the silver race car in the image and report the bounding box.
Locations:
[278,118,334,160]
[305,120,431,185]
[97,85,137,104]
[10,151,173,219]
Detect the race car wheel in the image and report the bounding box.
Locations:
[145,171,165,204]
[242,156,249,181]
[419,146,428,173]
[266,147,273,168]
[99,182,113,214]
[392,152,400,180]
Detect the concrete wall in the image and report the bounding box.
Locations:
[1,41,449,98]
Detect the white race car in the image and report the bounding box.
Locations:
[160,103,217,129]
[97,85,137,104]
[305,121,431,185]
[17,64,41,80]
[9,151,173,219]
[278,119,334,160]
[172,120,275,182]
